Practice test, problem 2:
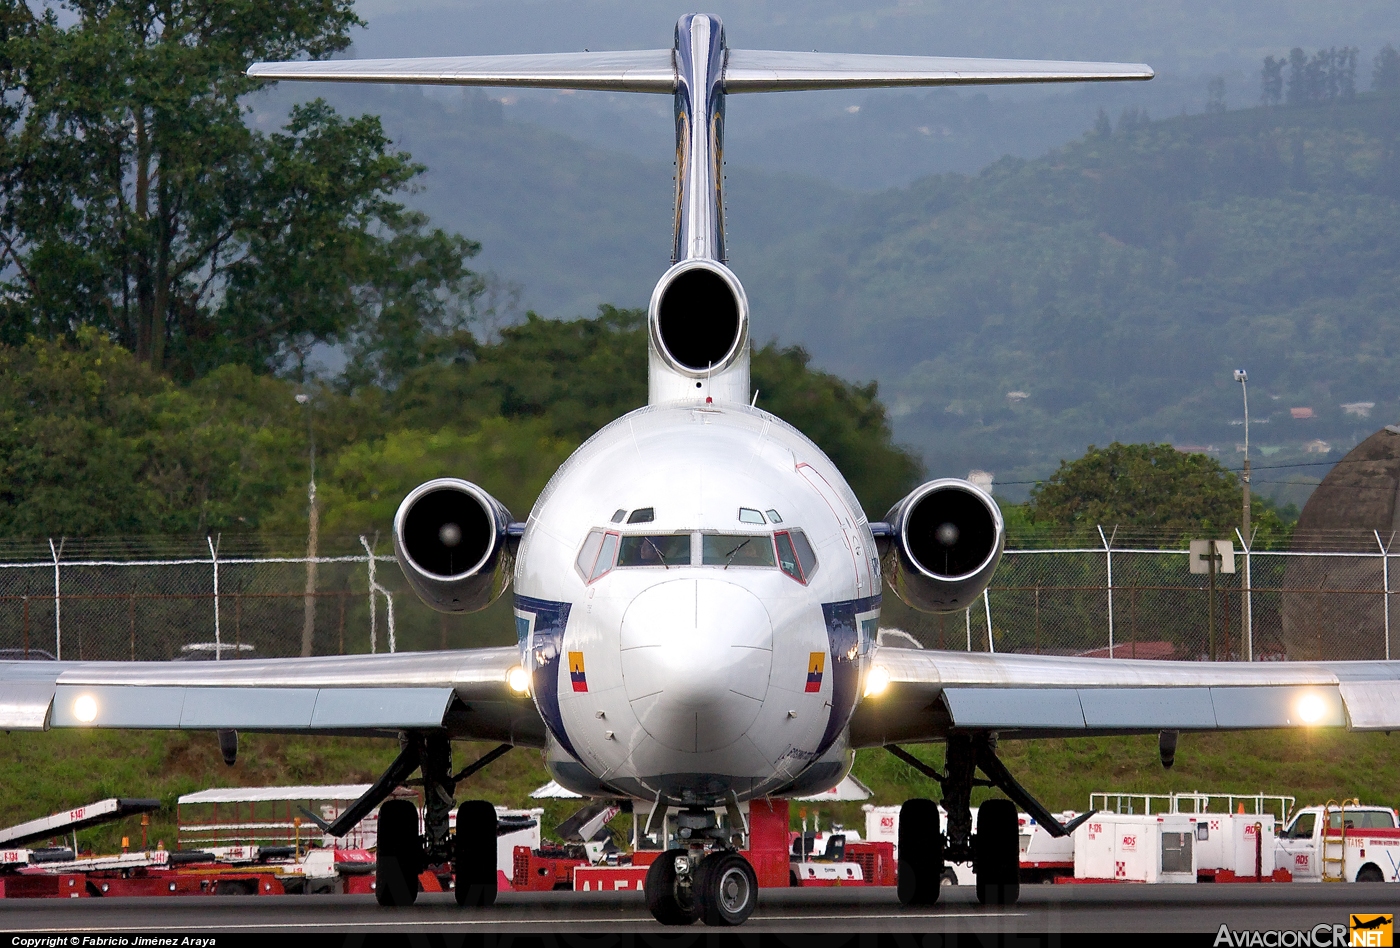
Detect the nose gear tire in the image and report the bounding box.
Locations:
[897,798,944,906]
[453,800,498,907]
[644,849,699,925]
[696,851,759,926]
[974,798,1021,906]
[375,798,422,907]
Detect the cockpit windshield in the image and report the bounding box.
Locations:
[576,527,818,583]
[618,534,690,568]
[702,534,777,568]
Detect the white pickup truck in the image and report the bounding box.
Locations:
[1275,803,1400,882]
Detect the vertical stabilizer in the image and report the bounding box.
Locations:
[647,14,750,407]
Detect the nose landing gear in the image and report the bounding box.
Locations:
[643,848,760,926]
[643,806,759,926]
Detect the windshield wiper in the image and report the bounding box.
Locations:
[644,537,670,569]
[723,538,751,569]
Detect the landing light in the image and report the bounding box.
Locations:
[864,666,890,697]
[1296,692,1326,725]
[507,666,530,694]
[73,694,98,724]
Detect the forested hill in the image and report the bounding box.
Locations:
[743,91,1400,501]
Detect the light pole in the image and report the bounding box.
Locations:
[1234,369,1251,660]
[297,392,318,657]
[1234,369,1250,540]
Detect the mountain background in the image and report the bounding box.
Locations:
[251,0,1400,505]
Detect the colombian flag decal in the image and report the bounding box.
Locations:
[568,651,588,692]
[805,651,825,693]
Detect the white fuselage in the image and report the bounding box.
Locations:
[513,402,880,805]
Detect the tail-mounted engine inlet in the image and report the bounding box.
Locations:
[393,478,516,613]
[647,259,750,404]
[878,478,1005,613]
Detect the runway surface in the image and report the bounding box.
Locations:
[1,884,1394,933]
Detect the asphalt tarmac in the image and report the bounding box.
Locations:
[0,884,1393,934]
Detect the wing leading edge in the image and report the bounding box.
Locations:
[850,647,1400,747]
[0,648,545,746]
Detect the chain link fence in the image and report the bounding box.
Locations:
[0,530,1392,663]
[0,535,520,663]
[902,528,1397,663]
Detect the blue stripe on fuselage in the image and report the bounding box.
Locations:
[816,594,881,757]
[515,594,580,761]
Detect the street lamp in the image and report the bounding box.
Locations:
[297,392,318,657]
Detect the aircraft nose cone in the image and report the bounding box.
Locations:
[620,578,773,753]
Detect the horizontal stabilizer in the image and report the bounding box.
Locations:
[247,50,675,92]
[723,49,1153,92]
[248,49,1151,95]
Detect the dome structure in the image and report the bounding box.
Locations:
[1280,425,1400,660]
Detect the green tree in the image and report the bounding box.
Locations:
[307,419,574,537]
[386,306,924,516]
[1028,442,1289,543]
[0,0,480,377]
[388,305,647,442]
[0,330,303,535]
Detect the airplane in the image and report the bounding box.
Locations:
[1,12,1397,929]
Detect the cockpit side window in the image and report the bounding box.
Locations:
[575,529,605,582]
[702,534,777,568]
[790,529,819,580]
[617,534,691,568]
[588,532,620,582]
[775,531,805,583]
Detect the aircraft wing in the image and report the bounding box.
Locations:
[0,648,545,746]
[850,647,1400,747]
[723,50,1154,92]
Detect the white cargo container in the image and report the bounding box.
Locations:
[1074,814,1197,883]
[1192,813,1277,879]
[865,804,1078,885]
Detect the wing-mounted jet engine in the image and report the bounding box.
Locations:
[876,478,1005,613]
[393,478,519,613]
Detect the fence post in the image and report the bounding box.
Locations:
[1236,528,1253,661]
[208,535,221,661]
[1376,530,1392,661]
[1098,525,1116,657]
[1034,586,1041,655]
[965,608,972,651]
[983,588,994,653]
[360,535,378,654]
[48,538,63,661]
[129,591,136,661]
[22,596,29,659]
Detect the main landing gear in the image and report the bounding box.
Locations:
[643,807,759,926]
[889,733,1096,908]
[296,732,517,909]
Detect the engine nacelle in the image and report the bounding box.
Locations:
[646,259,751,405]
[880,478,1005,614]
[393,478,515,614]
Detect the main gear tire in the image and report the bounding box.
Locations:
[695,851,758,926]
[453,800,498,907]
[644,849,698,925]
[375,798,422,907]
[974,798,1021,906]
[896,798,945,906]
